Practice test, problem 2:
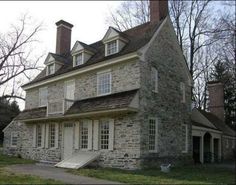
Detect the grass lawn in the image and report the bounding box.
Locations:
[0,154,62,184]
[69,165,235,184]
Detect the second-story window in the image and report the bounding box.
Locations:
[75,53,83,66]
[39,87,48,107]
[180,82,186,103]
[106,40,117,56]
[151,67,158,93]
[47,63,55,75]
[97,71,111,96]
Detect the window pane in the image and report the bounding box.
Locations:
[48,64,54,75]
[149,119,156,151]
[107,40,117,55]
[97,72,111,95]
[49,124,55,148]
[100,120,109,149]
[39,87,47,107]
[80,122,88,149]
[36,125,42,147]
[75,53,83,66]
[11,132,18,146]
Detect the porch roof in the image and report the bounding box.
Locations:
[15,89,139,122]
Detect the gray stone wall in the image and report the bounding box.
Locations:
[25,60,140,110]
[222,137,235,161]
[138,18,192,167]
[3,113,141,169]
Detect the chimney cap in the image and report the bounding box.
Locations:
[56,20,73,28]
[207,80,223,85]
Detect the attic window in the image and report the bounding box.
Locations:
[75,53,83,66]
[106,40,118,56]
[47,63,55,75]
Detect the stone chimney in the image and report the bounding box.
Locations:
[55,20,73,55]
[150,0,169,24]
[208,81,225,122]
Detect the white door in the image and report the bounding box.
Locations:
[63,123,74,159]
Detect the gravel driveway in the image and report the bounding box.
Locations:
[5,163,121,184]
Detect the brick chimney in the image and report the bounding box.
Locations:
[55,20,73,55]
[150,0,169,24]
[208,81,225,122]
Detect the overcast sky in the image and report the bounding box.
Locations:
[0,1,122,110]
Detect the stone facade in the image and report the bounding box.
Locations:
[3,18,193,169]
[222,137,235,161]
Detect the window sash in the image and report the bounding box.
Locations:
[48,64,55,75]
[64,80,75,100]
[36,125,42,147]
[97,72,111,95]
[49,124,56,148]
[39,87,48,107]
[80,122,88,149]
[149,118,158,152]
[151,67,158,93]
[75,53,83,66]
[100,120,109,150]
[11,132,17,147]
[107,40,117,55]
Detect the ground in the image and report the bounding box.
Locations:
[0,154,61,184]
[69,164,235,184]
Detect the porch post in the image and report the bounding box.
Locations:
[200,135,204,163]
[211,137,214,163]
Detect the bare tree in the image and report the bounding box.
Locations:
[0,14,44,101]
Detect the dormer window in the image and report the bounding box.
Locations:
[106,40,118,56]
[75,53,83,66]
[47,63,55,75]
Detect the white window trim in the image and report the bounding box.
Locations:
[97,70,112,96]
[148,117,158,153]
[38,87,48,107]
[73,52,84,67]
[10,132,18,147]
[151,67,158,93]
[180,82,186,103]
[46,63,55,76]
[105,40,118,56]
[182,124,188,153]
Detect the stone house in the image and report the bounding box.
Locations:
[3,0,234,169]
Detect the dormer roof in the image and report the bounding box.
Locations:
[22,19,165,88]
[102,27,129,43]
[71,41,97,55]
[44,53,68,65]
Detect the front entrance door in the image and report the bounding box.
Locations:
[63,123,74,159]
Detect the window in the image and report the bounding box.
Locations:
[49,124,56,148]
[149,118,158,152]
[64,80,75,110]
[226,139,229,148]
[100,120,109,150]
[75,53,83,66]
[80,121,88,149]
[180,82,186,103]
[47,63,55,75]
[182,124,188,153]
[97,71,111,96]
[106,40,117,56]
[232,139,235,149]
[11,132,18,147]
[151,67,158,93]
[39,87,48,107]
[36,125,42,147]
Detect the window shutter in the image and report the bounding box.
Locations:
[55,124,59,148]
[41,124,45,148]
[32,125,37,147]
[88,120,93,150]
[108,119,115,151]
[93,120,99,150]
[45,124,49,148]
[74,122,80,149]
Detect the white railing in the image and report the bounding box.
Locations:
[47,99,74,116]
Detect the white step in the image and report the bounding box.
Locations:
[55,151,100,169]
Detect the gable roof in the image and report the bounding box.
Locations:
[198,109,236,137]
[22,20,165,88]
